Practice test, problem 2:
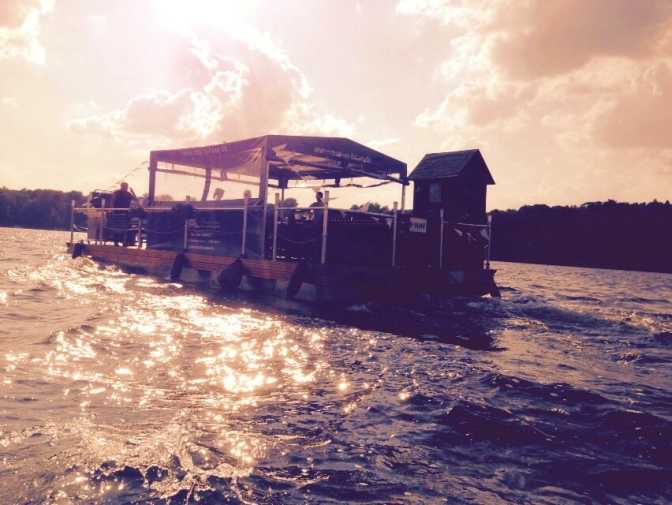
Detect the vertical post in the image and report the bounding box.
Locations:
[183,219,189,250]
[96,211,100,244]
[137,218,143,249]
[259,136,269,258]
[486,214,493,270]
[439,208,445,269]
[272,193,279,261]
[392,201,398,266]
[281,187,285,203]
[69,200,75,245]
[241,193,248,256]
[320,191,330,265]
[148,155,157,206]
[401,184,406,211]
[100,210,105,244]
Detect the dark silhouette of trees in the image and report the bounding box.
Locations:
[491,200,672,273]
[350,202,391,213]
[1,186,670,273]
[0,187,86,230]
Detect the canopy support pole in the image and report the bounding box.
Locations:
[259,137,269,258]
[201,167,212,202]
[241,194,248,257]
[486,214,492,270]
[401,184,406,211]
[148,155,157,206]
[439,208,445,269]
[321,191,329,265]
[138,218,143,249]
[272,193,279,261]
[69,200,75,245]
[392,201,398,266]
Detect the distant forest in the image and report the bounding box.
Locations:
[490,200,672,274]
[0,187,86,230]
[1,187,671,273]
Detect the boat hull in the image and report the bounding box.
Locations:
[68,243,498,304]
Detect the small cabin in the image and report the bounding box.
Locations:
[409,149,495,224]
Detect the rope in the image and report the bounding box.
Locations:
[110,161,148,188]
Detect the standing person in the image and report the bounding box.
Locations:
[110,182,138,209]
[309,191,326,260]
[109,182,138,246]
[310,191,325,209]
[310,191,326,222]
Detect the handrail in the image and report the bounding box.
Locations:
[452,222,489,228]
[74,205,396,219]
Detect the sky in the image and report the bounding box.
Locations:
[0,0,671,210]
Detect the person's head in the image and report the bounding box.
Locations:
[315,191,323,202]
[120,182,129,192]
[213,188,224,200]
[243,189,252,199]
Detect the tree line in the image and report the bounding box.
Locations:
[0,187,86,230]
[1,187,670,273]
[490,200,672,274]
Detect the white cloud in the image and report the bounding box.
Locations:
[0,0,52,64]
[68,34,353,147]
[1,96,18,108]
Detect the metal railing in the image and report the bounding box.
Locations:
[73,203,494,270]
[73,197,401,266]
[439,218,493,271]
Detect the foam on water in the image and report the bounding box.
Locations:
[1,227,671,504]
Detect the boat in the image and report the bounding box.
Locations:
[68,135,499,305]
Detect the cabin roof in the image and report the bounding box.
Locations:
[409,149,495,184]
[150,134,407,183]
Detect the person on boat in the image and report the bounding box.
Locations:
[109,182,138,246]
[110,182,138,209]
[310,191,325,208]
[310,191,325,225]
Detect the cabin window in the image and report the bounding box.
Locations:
[429,182,442,203]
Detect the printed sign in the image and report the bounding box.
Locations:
[409,217,427,233]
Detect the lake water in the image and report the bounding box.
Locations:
[1,227,672,504]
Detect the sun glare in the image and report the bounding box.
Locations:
[155,0,258,33]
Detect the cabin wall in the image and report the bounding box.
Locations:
[412,177,487,224]
[411,171,489,271]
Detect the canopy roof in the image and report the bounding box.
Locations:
[150,135,407,183]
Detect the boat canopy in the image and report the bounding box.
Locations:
[150,135,407,185]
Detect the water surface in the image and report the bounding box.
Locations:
[1,227,671,504]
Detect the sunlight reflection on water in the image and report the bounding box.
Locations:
[2,229,672,504]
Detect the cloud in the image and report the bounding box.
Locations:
[396,0,494,29]
[0,0,52,63]
[398,0,672,145]
[1,96,19,108]
[594,61,672,150]
[68,34,353,147]
[396,0,672,207]
[282,102,355,137]
[489,0,672,80]
[69,61,250,144]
